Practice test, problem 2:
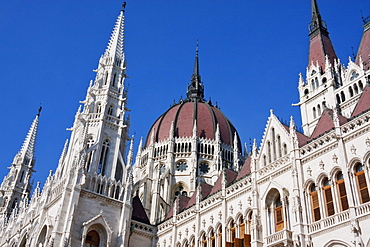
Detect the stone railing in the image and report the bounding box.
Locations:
[265,229,293,246]
[308,210,350,233]
[355,201,370,216]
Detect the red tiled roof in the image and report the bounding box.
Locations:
[356,22,370,71]
[209,169,238,195]
[165,195,190,220]
[186,183,213,209]
[309,31,337,70]
[351,85,370,117]
[131,196,150,225]
[310,109,347,140]
[236,156,251,181]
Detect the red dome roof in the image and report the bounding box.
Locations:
[145,100,241,149]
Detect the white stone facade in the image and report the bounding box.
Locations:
[0,2,370,247]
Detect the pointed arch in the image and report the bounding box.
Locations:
[98,139,110,176]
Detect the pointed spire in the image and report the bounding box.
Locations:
[14,107,41,165]
[186,41,204,100]
[308,0,337,70]
[103,4,126,66]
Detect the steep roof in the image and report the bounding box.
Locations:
[351,85,370,117]
[310,109,347,140]
[235,156,251,181]
[209,169,238,195]
[131,196,150,225]
[165,195,190,220]
[356,17,370,71]
[308,0,337,70]
[186,183,213,209]
[282,124,310,147]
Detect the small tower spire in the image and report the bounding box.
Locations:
[186,41,204,100]
[103,3,126,66]
[308,0,337,70]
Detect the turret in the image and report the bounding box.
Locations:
[356,15,370,71]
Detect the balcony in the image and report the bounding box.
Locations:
[266,229,293,247]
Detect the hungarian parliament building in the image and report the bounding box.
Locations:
[0,1,370,246]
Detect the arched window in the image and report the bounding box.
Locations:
[355,163,370,204]
[315,77,319,88]
[313,107,316,119]
[263,155,267,167]
[85,137,94,172]
[277,135,282,158]
[96,103,102,114]
[112,73,116,87]
[217,227,222,247]
[98,140,110,175]
[340,91,346,102]
[354,84,359,94]
[336,172,349,211]
[86,230,100,247]
[317,104,321,116]
[104,72,109,85]
[311,79,315,90]
[275,195,284,232]
[310,184,321,221]
[209,229,216,247]
[227,220,236,246]
[107,105,114,116]
[359,80,364,91]
[336,94,341,104]
[349,86,354,97]
[271,128,276,161]
[201,232,207,247]
[283,143,287,155]
[238,217,246,246]
[323,178,335,216]
[19,170,25,183]
[267,141,272,163]
[36,226,47,246]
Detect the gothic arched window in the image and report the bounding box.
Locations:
[85,137,94,172]
[336,172,349,211]
[98,140,110,176]
[323,178,335,216]
[310,184,321,222]
[274,195,284,232]
[112,73,116,87]
[313,107,316,119]
[107,105,114,116]
[86,230,100,247]
[355,163,370,204]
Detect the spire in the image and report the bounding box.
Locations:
[356,14,370,71]
[103,3,126,66]
[186,42,204,100]
[308,0,337,70]
[14,107,41,165]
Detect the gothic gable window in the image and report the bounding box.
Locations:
[310,184,321,221]
[355,163,370,204]
[336,172,349,211]
[173,183,188,198]
[98,140,110,176]
[176,160,188,172]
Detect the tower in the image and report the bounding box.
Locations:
[0,108,41,218]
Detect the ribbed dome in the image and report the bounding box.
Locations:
[145,48,241,150]
[145,100,241,150]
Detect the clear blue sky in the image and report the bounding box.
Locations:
[0,1,369,187]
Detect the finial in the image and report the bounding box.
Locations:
[37,102,43,117]
[121,2,127,12]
